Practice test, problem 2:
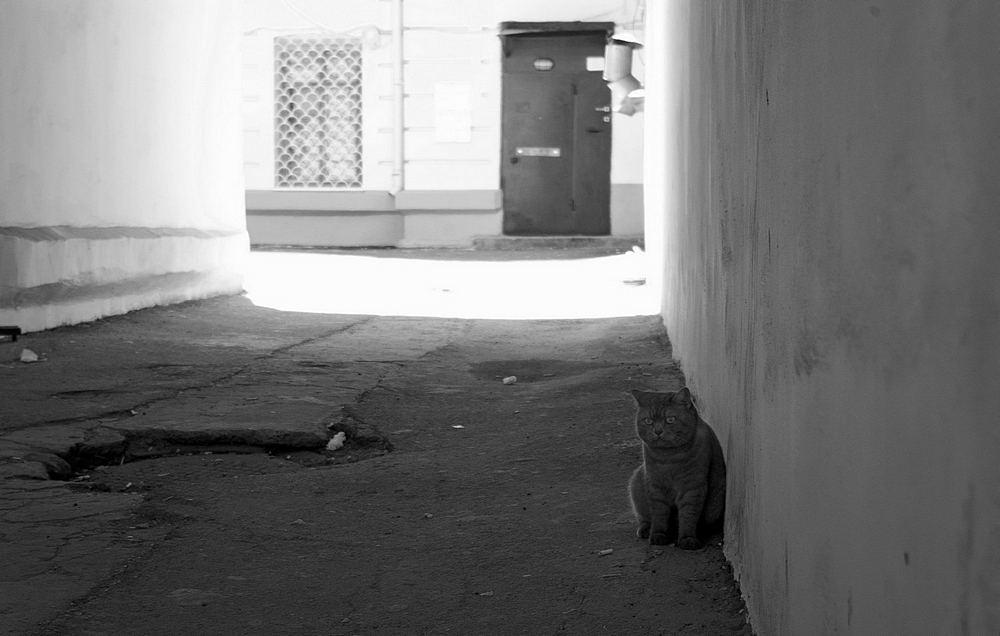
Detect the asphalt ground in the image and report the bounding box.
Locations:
[0,248,752,635]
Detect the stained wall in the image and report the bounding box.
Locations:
[643,2,1000,634]
[0,1,247,331]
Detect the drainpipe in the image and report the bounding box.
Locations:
[390,0,405,195]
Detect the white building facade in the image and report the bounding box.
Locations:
[242,0,645,247]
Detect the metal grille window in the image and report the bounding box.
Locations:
[274,36,363,188]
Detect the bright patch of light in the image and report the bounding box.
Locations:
[244,249,659,320]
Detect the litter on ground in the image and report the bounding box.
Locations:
[326,431,347,451]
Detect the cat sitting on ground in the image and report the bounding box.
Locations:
[628,387,726,549]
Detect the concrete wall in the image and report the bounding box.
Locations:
[242,0,645,246]
[644,2,1000,634]
[0,1,248,331]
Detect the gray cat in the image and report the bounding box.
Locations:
[628,387,726,549]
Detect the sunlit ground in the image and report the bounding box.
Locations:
[244,248,660,320]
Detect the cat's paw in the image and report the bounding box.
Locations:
[677,536,702,550]
[636,525,650,539]
[649,532,670,546]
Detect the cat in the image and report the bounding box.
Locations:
[628,387,726,549]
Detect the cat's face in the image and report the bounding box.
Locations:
[630,388,699,448]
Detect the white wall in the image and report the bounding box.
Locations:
[645,2,1000,635]
[242,0,390,191]
[0,1,247,331]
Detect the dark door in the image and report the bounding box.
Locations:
[501,32,612,235]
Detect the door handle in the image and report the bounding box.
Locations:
[594,106,610,112]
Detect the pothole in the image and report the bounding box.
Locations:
[23,409,395,481]
[4,405,395,483]
[327,406,394,453]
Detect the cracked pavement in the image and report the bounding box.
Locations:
[0,249,752,635]
[1,293,460,634]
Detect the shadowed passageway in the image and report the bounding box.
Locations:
[1,250,751,635]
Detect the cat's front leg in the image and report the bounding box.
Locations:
[675,489,707,550]
[628,467,651,539]
[647,490,673,546]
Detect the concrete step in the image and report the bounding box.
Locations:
[472,234,644,251]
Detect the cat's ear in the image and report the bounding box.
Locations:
[630,389,651,405]
[672,387,695,410]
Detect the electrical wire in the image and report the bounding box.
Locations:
[631,0,646,68]
[246,0,498,36]
[244,0,380,36]
[281,0,336,32]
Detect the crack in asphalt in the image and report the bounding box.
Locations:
[266,318,373,357]
[2,319,374,436]
[1,315,473,481]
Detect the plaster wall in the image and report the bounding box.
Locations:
[246,213,402,247]
[0,0,247,331]
[399,211,502,248]
[241,0,645,245]
[644,2,1000,634]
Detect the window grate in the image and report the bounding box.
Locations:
[274,36,363,188]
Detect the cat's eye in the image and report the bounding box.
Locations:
[665,416,676,423]
[642,417,654,425]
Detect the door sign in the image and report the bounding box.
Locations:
[516,147,562,157]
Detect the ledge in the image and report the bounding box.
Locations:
[0,226,239,241]
[0,226,248,292]
[245,189,502,213]
[246,190,395,212]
